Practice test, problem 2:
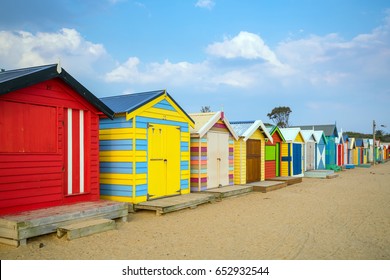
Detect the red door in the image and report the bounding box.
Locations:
[64,108,87,196]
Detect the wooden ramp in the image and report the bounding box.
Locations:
[134,193,216,216]
[0,200,128,247]
[304,170,338,179]
[204,185,253,200]
[357,164,372,168]
[266,176,302,185]
[345,164,355,169]
[247,181,287,193]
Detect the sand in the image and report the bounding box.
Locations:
[1,162,389,260]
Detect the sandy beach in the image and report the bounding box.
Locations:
[1,162,389,260]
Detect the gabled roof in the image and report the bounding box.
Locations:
[293,124,338,137]
[300,130,316,142]
[313,130,328,144]
[230,120,273,143]
[265,125,286,142]
[348,138,356,149]
[100,90,194,127]
[189,111,238,140]
[0,64,114,119]
[355,138,364,147]
[280,127,306,143]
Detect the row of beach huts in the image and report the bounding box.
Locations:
[0,64,389,245]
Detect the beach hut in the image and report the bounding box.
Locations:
[313,130,327,169]
[0,64,114,215]
[99,90,194,203]
[230,120,273,184]
[348,138,356,164]
[336,129,345,167]
[343,134,349,166]
[355,139,364,165]
[295,124,338,169]
[264,125,286,179]
[279,128,306,177]
[300,130,316,171]
[189,112,238,191]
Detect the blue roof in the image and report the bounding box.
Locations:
[230,120,255,136]
[355,138,364,147]
[100,90,165,114]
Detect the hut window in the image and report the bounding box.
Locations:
[0,100,57,153]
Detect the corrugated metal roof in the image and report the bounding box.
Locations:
[0,64,114,119]
[292,124,337,137]
[300,130,315,142]
[100,90,165,114]
[230,121,255,136]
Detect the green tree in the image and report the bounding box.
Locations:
[200,106,211,113]
[267,106,292,128]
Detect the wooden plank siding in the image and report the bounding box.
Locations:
[265,127,284,179]
[0,79,102,215]
[99,97,191,204]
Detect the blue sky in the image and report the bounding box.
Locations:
[1,0,389,133]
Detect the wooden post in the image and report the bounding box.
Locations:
[373,120,376,166]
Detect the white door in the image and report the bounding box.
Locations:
[207,132,229,189]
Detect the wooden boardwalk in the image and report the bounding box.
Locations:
[134,193,217,215]
[304,170,338,179]
[266,176,302,185]
[247,180,287,193]
[204,185,253,200]
[0,200,128,246]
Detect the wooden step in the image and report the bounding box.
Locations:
[57,218,115,240]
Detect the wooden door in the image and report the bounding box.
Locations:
[148,124,181,199]
[306,142,315,170]
[293,143,302,175]
[207,132,229,189]
[64,108,87,197]
[246,139,261,183]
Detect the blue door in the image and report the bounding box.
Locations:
[293,143,302,175]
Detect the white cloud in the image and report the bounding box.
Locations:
[195,0,215,10]
[206,31,283,65]
[0,28,108,75]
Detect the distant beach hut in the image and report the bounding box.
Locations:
[264,125,285,179]
[230,120,273,184]
[312,130,327,170]
[279,128,306,177]
[295,124,338,169]
[0,64,114,215]
[189,112,238,191]
[99,90,194,203]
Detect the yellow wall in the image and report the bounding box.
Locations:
[233,139,246,184]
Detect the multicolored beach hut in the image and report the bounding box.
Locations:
[0,64,114,215]
[343,134,349,166]
[264,125,285,179]
[300,130,316,171]
[348,138,356,165]
[189,112,238,191]
[336,129,345,167]
[99,90,194,203]
[313,130,327,169]
[355,139,364,165]
[279,128,306,177]
[296,125,338,169]
[230,120,273,184]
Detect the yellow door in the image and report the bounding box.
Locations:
[148,124,181,199]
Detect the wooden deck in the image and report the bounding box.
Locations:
[266,176,302,185]
[304,170,337,179]
[204,185,253,200]
[134,193,216,215]
[0,200,128,246]
[247,180,287,193]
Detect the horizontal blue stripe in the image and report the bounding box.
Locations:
[136,184,147,196]
[100,168,132,174]
[136,162,147,174]
[100,184,132,197]
[100,162,132,168]
[181,179,189,190]
[181,161,189,170]
[136,116,189,132]
[100,162,132,174]
[135,139,147,151]
[100,117,133,129]
[100,139,132,151]
[281,156,291,162]
[181,142,189,151]
[153,100,176,111]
